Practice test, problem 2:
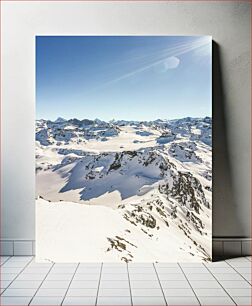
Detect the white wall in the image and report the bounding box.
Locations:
[1,1,250,241]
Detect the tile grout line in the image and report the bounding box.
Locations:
[225,260,252,286]
[60,263,80,306]
[95,262,103,306]
[244,257,251,262]
[0,256,12,266]
[203,262,238,305]
[177,263,202,306]
[28,261,55,306]
[153,263,168,306]
[0,256,34,296]
[126,263,133,306]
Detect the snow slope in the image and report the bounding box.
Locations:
[36,117,212,262]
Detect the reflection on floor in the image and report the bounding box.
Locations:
[0,256,251,305]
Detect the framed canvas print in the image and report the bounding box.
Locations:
[36,36,212,262]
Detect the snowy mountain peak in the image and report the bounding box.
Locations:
[36,116,212,262]
[54,117,67,123]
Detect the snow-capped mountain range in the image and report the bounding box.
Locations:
[36,117,212,262]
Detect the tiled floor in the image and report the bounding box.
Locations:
[0,256,251,305]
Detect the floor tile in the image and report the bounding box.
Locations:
[102,267,127,274]
[46,273,73,281]
[97,296,131,305]
[128,263,153,267]
[53,263,78,268]
[3,262,28,268]
[214,273,245,281]
[70,280,99,288]
[8,280,42,289]
[131,288,163,296]
[2,288,37,297]
[155,263,179,268]
[79,263,102,268]
[30,296,64,305]
[1,256,250,306]
[219,280,252,288]
[40,280,71,288]
[129,273,157,281]
[155,267,182,274]
[50,267,77,274]
[0,256,10,264]
[226,257,249,263]
[101,264,126,269]
[0,296,32,305]
[67,288,97,296]
[207,267,236,274]
[1,274,17,281]
[1,267,23,274]
[128,267,155,274]
[130,280,160,289]
[62,296,96,305]
[189,280,221,288]
[232,296,252,305]
[98,288,130,296]
[0,280,12,289]
[194,288,228,296]
[235,267,251,274]
[186,273,215,281]
[28,261,52,266]
[165,296,200,305]
[76,267,101,274]
[198,296,235,305]
[74,273,100,281]
[99,280,129,288]
[228,261,251,268]
[160,280,190,288]
[22,267,50,274]
[163,288,195,296]
[16,273,46,281]
[159,273,186,280]
[179,263,204,268]
[205,261,230,267]
[182,267,209,274]
[8,256,33,262]
[225,288,252,296]
[101,273,128,281]
[35,288,67,296]
[241,273,252,283]
[132,296,166,305]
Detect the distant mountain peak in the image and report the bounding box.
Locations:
[55,117,67,123]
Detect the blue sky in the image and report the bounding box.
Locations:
[36,36,212,121]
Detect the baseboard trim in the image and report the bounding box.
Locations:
[0,240,35,256]
[0,238,251,257]
[213,237,251,260]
